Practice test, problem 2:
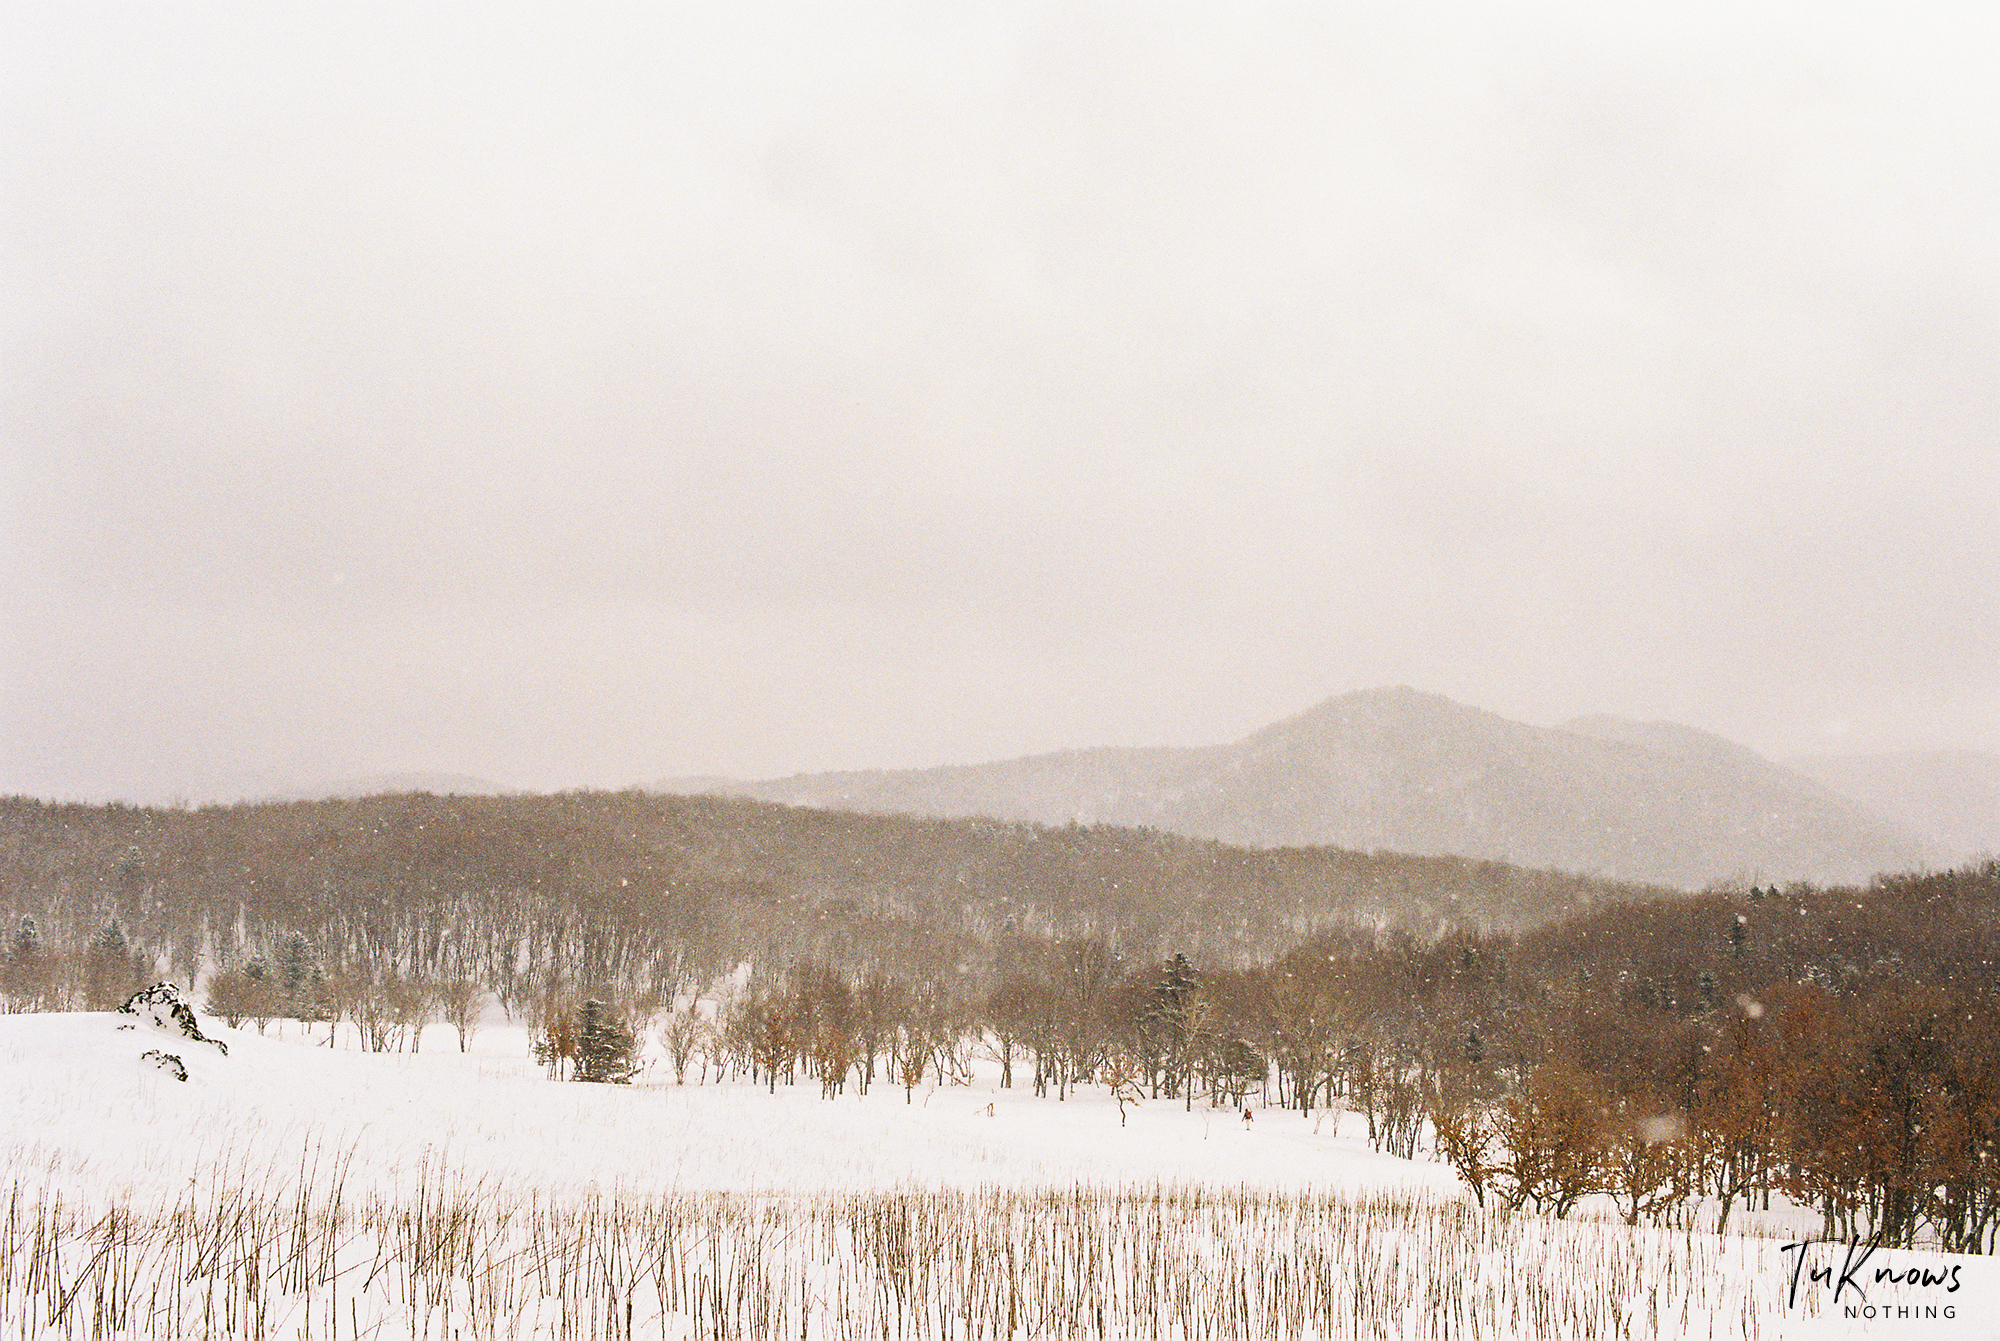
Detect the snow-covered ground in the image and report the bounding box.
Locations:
[1,1008,1992,1339]
[0,1011,1458,1205]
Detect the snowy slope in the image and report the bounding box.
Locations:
[3,1011,1994,1340]
[0,1012,1455,1207]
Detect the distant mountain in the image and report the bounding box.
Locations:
[1785,751,2000,866]
[658,687,1932,889]
[262,772,520,802]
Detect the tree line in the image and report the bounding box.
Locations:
[528,865,2000,1254]
[4,791,1993,1250]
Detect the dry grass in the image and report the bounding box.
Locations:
[2,1170,1809,1340]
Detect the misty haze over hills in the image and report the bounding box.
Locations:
[661,687,1940,889]
[1785,751,2000,868]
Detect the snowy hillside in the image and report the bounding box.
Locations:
[2,1010,1991,1339]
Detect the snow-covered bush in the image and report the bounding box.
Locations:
[119,982,229,1055]
[140,1048,188,1081]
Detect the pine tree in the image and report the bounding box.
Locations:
[576,999,640,1083]
[276,932,327,1021]
[12,916,40,962]
[1150,953,1204,1107]
[86,919,136,1009]
[91,919,128,959]
[3,916,48,1010]
[277,932,312,999]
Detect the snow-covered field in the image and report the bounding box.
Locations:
[1,1009,1991,1339]
[1,1011,1459,1204]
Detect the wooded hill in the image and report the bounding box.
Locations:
[0,788,1664,1008]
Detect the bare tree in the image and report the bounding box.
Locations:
[737,997,794,1093]
[348,973,397,1053]
[386,974,438,1051]
[436,977,485,1053]
[204,962,261,1030]
[1601,1100,1685,1227]
[531,998,580,1080]
[659,1002,710,1084]
[1493,1061,1606,1218]
[1430,1099,1499,1208]
[1103,1054,1146,1127]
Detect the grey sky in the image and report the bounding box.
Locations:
[4,1,1996,802]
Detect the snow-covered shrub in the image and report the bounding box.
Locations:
[119,982,229,1055]
[139,1048,188,1081]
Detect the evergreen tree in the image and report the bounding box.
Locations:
[86,919,136,1009]
[277,932,312,999]
[576,998,640,1083]
[91,919,128,960]
[276,932,327,1021]
[1150,952,1203,1104]
[2,916,48,1010]
[12,916,41,962]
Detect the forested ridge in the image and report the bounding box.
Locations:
[0,788,1655,1006]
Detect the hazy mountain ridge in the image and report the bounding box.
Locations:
[259,772,520,802]
[1785,750,2000,866]
[661,687,1931,888]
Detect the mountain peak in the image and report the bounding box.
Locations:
[1267,684,1486,730]
[660,690,1930,888]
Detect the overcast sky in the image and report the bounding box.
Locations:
[3,1,1996,803]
